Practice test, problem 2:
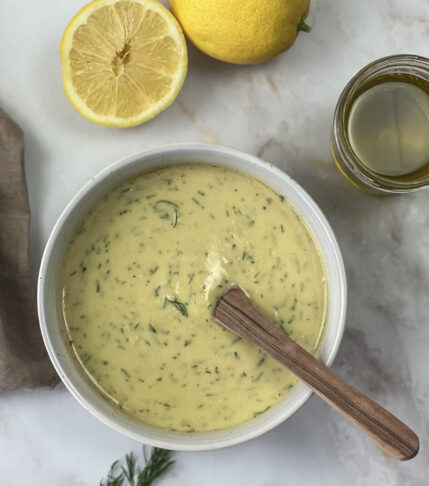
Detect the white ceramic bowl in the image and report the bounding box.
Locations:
[38,144,346,451]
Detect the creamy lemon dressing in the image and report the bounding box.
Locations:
[61,165,327,432]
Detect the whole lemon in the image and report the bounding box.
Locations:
[169,0,311,64]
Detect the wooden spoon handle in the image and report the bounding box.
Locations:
[212,286,419,461]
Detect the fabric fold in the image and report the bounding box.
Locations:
[0,108,58,393]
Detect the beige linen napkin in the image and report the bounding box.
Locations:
[0,108,58,392]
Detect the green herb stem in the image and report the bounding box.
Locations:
[99,447,174,486]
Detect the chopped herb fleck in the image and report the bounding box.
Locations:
[253,405,270,417]
[252,372,264,382]
[121,368,130,378]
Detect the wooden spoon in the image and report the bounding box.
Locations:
[212,286,419,461]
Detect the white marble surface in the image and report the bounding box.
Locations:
[1,0,429,484]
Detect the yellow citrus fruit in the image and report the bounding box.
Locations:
[61,0,187,127]
[169,0,311,65]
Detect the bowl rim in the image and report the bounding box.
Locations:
[37,143,347,450]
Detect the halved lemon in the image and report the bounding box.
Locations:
[60,0,187,127]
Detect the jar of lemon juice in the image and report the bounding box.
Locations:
[331,55,429,194]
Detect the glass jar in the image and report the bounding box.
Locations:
[331,54,429,194]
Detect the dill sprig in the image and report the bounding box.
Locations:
[99,460,124,486]
[99,447,174,486]
[164,297,188,317]
[153,200,179,228]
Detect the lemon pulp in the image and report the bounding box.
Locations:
[61,0,187,127]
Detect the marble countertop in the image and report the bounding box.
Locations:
[1,0,428,484]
